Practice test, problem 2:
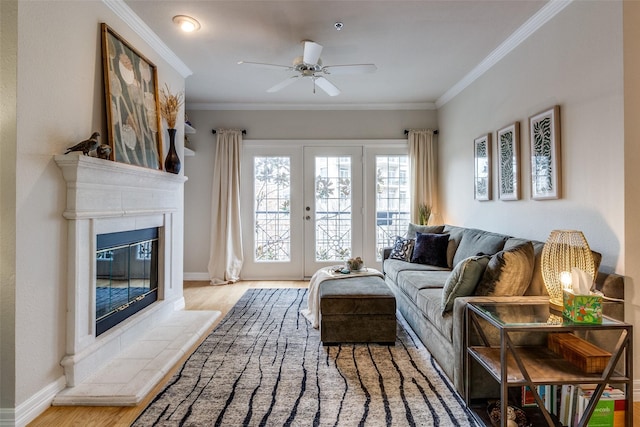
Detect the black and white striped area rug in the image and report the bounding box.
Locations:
[133,288,479,426]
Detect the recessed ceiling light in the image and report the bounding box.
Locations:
[173,15,201,33]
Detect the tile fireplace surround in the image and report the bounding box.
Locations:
[53,154,219,405]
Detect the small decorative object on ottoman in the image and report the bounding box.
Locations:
[319,274,396,344]
[346,256,364,271]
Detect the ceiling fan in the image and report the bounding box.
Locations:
[238,41,377,96]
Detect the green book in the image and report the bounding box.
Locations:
[585,398,615,427]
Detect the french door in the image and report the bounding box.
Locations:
[241,141,408,280]
[240,145,304,279]
[303,146,363,275]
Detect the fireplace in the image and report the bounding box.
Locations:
[55,154,187,387]
[96,227,159,335]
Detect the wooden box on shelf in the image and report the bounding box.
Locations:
[548,333,611,374]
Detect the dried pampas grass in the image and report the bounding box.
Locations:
[159,84,183,129]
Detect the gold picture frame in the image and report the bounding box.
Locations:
[101,23,163,169]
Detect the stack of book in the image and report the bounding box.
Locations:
[559,384,625,427]
[521,385,557,414]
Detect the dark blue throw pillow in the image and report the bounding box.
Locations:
[410,232,449,267]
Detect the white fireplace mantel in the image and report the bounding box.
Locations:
[54,154,188,388]
[55,154,187,219]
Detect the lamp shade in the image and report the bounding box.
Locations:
[541,230,595,309]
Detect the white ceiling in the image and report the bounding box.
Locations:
[124,0,551,110]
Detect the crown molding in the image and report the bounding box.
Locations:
[435,0,573,108]
[102,0,192,78]
[186,102,437,111]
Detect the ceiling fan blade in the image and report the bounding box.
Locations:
[267,76,299,93]
[303,41,323,65]
[314,76,340,96]
[323,64,377,75]
[238,61,293,71]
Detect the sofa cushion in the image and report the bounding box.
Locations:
[504,238,545,296]
[406,223,445,239]
[383,258,450,283]
[396,270,451,301]
[441,255,491,313]
[416,288,454,340]
[443,225,467,268]
[452,228,508,267]
[388,236,414,261]
[411,232,449,267]
[475,241,535,296]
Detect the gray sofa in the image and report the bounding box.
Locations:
[382,224,625,399]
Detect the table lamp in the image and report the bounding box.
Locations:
[541,230,595,311]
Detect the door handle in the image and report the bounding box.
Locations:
[305,215,311,220]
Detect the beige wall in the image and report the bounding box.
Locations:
[5,0,185,419]
[624,0,640,389]
[1,0,18,411]
[438,1,624,272]
[182,109,436,275]
[438,0,640,385]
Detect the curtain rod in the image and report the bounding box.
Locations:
[212,129,247,135]
[404,129,438,135]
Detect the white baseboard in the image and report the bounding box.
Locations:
[184,272,209,281]
[4,376,66,427]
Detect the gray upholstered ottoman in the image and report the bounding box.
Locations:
[319,275,397,344]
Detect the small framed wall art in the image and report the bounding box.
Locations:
[529,105,561,200]
[101,23,163,170]
[497,122,520,200]
[474,133,492,201]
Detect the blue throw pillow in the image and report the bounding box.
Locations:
[389,236,414,261]
[410,232,449,267]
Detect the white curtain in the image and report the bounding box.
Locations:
[208,129,243,285]
[408,129,439,224]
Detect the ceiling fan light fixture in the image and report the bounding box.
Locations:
[173,15,201,33]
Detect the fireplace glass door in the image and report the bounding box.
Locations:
[96,227,159,335]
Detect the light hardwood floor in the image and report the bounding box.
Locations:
[29,280,639,426]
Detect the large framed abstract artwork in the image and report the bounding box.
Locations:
[474,133,492,201]
[497,122,520,201]
[529,105,561,200]
[101,23,163,170]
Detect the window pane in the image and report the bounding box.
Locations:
[254,157,291,261]
[315,156,352,261]
[376,155,410,260]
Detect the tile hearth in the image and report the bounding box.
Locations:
[53,309,220,406]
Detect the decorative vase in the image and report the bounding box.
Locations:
[164,128,181,174]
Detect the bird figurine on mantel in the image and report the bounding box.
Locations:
[64,131,100,155]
